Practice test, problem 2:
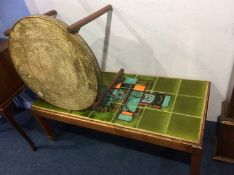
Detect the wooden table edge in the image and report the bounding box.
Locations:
[30,105,203,153]
[198,81,211,146]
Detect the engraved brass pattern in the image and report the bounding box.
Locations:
[9,16,100,110]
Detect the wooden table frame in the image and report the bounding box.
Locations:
[31,82,210,175]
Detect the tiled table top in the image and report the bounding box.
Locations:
[33,72,210,144]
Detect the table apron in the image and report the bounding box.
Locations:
[31,108,201,153]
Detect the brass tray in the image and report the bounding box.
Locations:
[9,15,100,110]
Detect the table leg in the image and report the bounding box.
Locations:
[1,107,37,151]
[34,115,55,140]
[191,147,202,175]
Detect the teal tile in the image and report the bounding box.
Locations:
[136,75,157,82]
[162,94,175,112]
[113,107,143,128]
[118,114,132,122]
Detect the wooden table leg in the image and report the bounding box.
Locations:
[1,107,37,151]
[34,115,55,140]
[191,146,202,175]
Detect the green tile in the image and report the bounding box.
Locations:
[34,99,70,113]
[136,75,157,82]
[33,99,87,116]
[101,72,116,86]
[49,104,70,113]
[124,73,137,78]
[166,114,201,142]
[153,77,181,94]
[179,80,208,97]
[70,110,91,117]
[89,111,114,122]
[123,77,138,84]
[33,99,52,109]
[138,109,171,134]
[173,96,204,117]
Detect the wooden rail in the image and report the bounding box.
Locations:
[67,5,112,34]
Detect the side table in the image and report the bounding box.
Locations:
[0,39,36,151]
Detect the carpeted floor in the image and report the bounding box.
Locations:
[0,110,234,175]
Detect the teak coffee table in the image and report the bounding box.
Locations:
[31,71,210,175]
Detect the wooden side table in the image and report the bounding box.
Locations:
[0,39,36,151]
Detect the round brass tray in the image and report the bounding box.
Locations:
[9,15,100,110]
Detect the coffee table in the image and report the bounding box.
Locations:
[31,71,210,175]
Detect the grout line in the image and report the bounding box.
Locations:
[110,88,131,122]
[177,94,204,99]
[150,77,159,93]
[165,79,182,133]
[172,112,201,119]
[143,107,201,118]
[88,111,94,117]
[151,91,204,99]
[110,102,124,122]
[136,77,158,128]
[136,107,146,128]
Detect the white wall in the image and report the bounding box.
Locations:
[25,0,234,121]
